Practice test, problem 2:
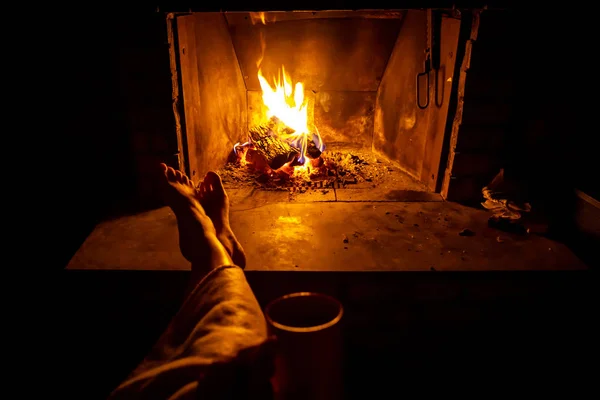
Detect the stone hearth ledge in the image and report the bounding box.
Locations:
[67,201,587,272]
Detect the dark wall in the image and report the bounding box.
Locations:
[447,9,596,239]
[51,11,131,269]
[445,10,515,202]
[51,7,176,269]
[509,9,595,239]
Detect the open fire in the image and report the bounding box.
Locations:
[209,11,432,194]
[232,65,326,182]
[223,65,413,193]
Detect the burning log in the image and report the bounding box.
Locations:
[307,140,322,159]
[249,124,299,170]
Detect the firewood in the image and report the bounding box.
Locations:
[249,124,299,170]
[307,140,322,159]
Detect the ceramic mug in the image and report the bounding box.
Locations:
[265,292,344,400]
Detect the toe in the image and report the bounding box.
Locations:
[206,171,225,195]
[175,170,184,182]
[166,167,177,181]
[202,174,212,192]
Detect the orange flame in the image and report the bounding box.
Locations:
[258,66,309,137]
[249,12,269,25]
[257,66,324,164]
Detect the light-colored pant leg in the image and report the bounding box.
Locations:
[108,265,268,399]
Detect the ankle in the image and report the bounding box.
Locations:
[191,234,233,269]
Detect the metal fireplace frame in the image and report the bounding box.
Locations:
[164,8,481,200]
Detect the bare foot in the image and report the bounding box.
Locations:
[197,171,247,269]
[158,164,232,274]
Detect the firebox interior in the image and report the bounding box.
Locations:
[173,10,461,200]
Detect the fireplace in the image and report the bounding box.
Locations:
[65,6,592,273]
[167,10,461,201]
